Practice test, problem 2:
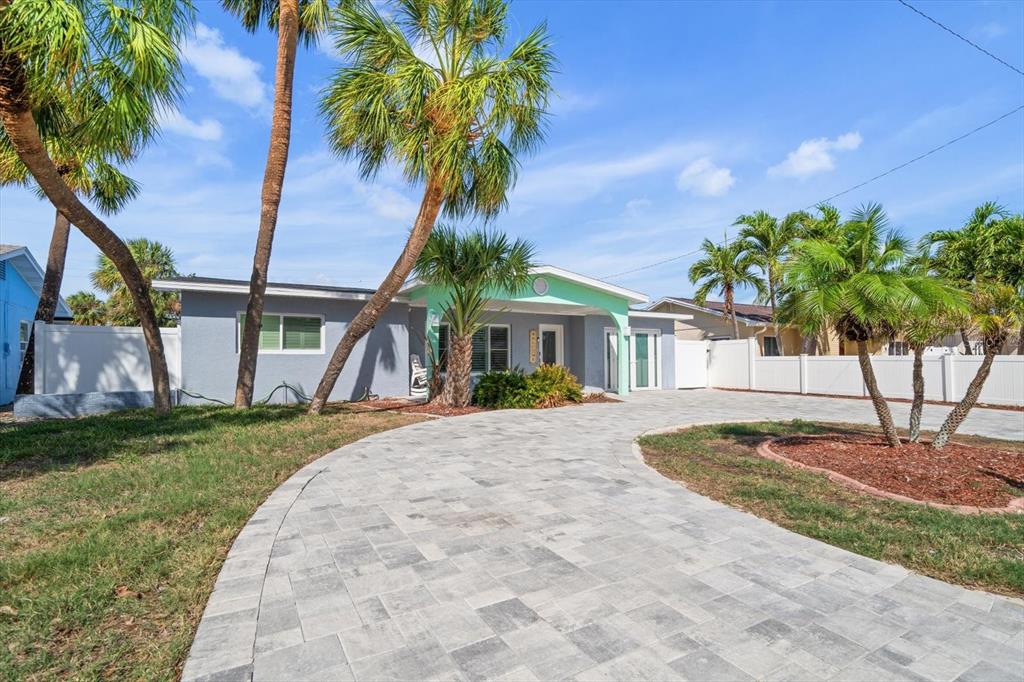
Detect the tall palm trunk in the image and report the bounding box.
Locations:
[0,49,171,413]
[960,328,973,354]
[437,333,472,407]
[1016,327,1023,355]
[856,339,900,447]
[931,342,1000,449]
[908,343,925,442]
[235,0,299,408]
[308,177,445,414]
[15,209,69,395]
[767,273,784,356]
[725,286,739,339]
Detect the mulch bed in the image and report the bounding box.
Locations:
[769,433,1024,508]
[352,399,486,417]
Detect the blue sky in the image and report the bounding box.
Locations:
[1,0,1022,303]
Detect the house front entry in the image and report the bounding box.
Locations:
[537,323,564,366]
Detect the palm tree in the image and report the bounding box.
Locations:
[734,210,807,355]
[931,284,1019,448]
[688,238,766,339]
[92,239,180,327]
[226,0,330,408]
[65,292,108,327]
[783,204,956,448]
[925,202,1008,354]
[0,1,192,413]
[307,0,554,414]
[414,226,534,406]
[2,101,140,394]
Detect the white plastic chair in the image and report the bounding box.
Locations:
[410,354,428,397]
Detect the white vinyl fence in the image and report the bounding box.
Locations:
[33,322,181,395]
[695,337,1023,407]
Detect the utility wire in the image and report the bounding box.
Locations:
[895,0,1024,78]
[603,104,1024,281]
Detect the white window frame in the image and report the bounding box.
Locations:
[888,341,909,356]
[537,323,564,366]
[236,311,325,355]
[19,320,30,358]
[438,323,511,374]
[603,327,620,392]
[629,328,662,391]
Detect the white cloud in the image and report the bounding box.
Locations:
[157,108,223,141]
[184,23,268,110]
[550,90,602,116]
[513,141,710,206]
[676,157,735,197]
[624,197,652,216]
[972,22,1007,41]
[768,131,862,179]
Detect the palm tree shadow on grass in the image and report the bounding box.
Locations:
[0,404,365,481]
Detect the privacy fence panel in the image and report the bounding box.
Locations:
[34,323,181,395]
[706,338,1022,406]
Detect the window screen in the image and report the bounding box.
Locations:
[763,336,780,356]
[471,328,488,373]
[489,326,509,370]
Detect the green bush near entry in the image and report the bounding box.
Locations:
[473,364,583,408]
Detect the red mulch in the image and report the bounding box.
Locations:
[771,434,1024,508]
[353,399,486,417]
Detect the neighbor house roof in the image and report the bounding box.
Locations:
[646,296,776,326]
[400,265,649,306]
[0,244,73,319]
[152,275,389,302]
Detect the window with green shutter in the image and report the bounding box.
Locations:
[238,313,321,352]
[283,316,322,350]
[438,323,510,373]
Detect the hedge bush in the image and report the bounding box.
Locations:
[472,364,583,409]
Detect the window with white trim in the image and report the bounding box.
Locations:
[19,320,30,357]
[763,336,780,356]
[437,324,510,373]
[888,341,908,356]
[237,313,324,353]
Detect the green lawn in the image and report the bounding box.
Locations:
[0,404,422,681]
[639,421,1024,597]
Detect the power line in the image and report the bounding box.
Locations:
[603,104,1024,281]
[896,0,1024,78]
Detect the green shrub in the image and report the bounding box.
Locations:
[473,364,583,409]
[472,368,529,408]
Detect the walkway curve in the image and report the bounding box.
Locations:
[183,390,1024,682]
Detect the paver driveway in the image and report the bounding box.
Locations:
[183,390,1024,682]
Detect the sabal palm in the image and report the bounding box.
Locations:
[92,239,179,327]
[225,0,331,408]
[414,226,535,406]
[734,210,807,354]
[308,0,554,414]
[0,0,193,413]
[688,238,765,339]
[65,291,107,327]
[784,203,956,447]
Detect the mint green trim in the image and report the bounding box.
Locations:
[409,273,634,396]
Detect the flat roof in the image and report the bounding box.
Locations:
[152,276,386,302]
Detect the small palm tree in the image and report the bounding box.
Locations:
[92,239,180,327]
[226,0,331,408]
[925,202,1008,354]
[784,204,957,448]
[688,239,766,339]
[414,226,535,407]
[307,0,554,414]
[734,210,807,354]
[0,1,193,413]
[65,292,108,327]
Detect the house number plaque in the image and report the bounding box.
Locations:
[529,330,538,364]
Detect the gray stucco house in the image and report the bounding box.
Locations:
[152,266,690,404]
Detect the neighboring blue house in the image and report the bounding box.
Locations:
[0,245,72,405]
